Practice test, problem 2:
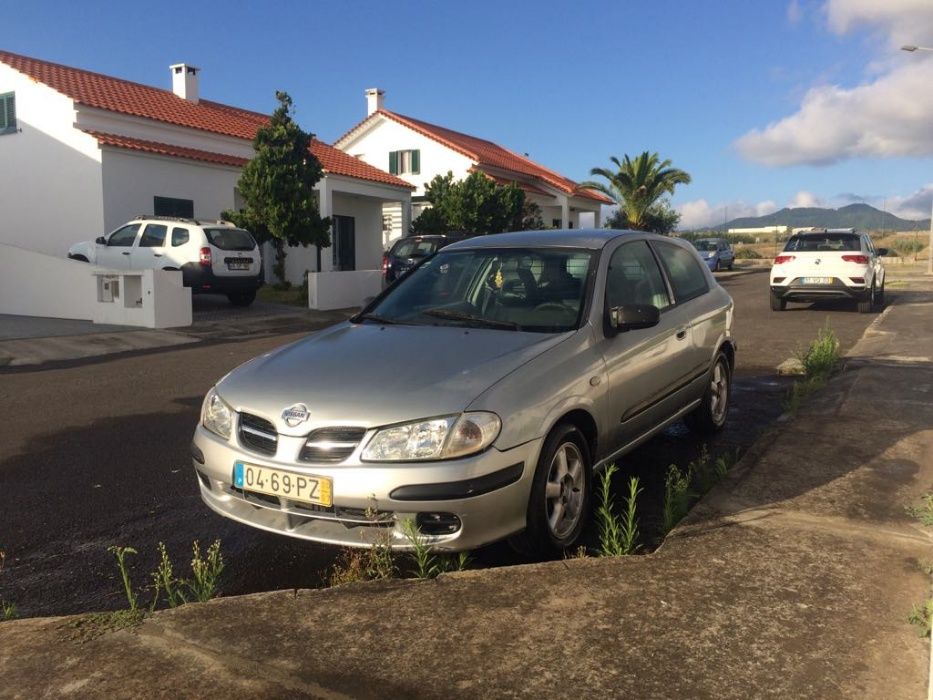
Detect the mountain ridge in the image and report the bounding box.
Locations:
[694,203,930,232]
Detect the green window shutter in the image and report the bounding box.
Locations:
[411,149,420,174]
[7,94,15,129]
[0,93,9,131]
[389,151,398,175]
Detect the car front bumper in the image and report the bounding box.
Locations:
[191,425,542,551]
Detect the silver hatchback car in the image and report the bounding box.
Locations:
[192,230,735,555]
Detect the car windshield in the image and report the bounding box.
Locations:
[392,238,441,258]
[784,234,860,252]
[204,228,257,251]
[693,240,719,252]
[363,247,595,333]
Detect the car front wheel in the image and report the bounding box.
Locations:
[510,423,591,557]
[685,352,731,434]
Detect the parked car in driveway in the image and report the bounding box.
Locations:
[382,233,472,285]
[769,228,886,313]
[692,238,734,271]
[192,229,736,555]
[68,216,263,306]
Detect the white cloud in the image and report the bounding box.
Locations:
[787,191,823,208]
[886,184,933,220]
[676,199,778,230]
[736,1,933,166]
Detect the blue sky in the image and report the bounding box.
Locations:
[6,0,933,227]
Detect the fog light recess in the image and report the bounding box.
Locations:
[416,512,462,536]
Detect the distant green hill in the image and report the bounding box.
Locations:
[702,203,929,232]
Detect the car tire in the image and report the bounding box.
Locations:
[685,352,731,434]
[857,284,875,314]
[227,290,256,307]
[770,292,786,311]
[69,255,89,263]
[714,260,721,272]
[728,260,734,271]
[509,423,592,557]
[875,280,885,307]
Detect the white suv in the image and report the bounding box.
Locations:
[69,217,264,306]
[769,228,886,313]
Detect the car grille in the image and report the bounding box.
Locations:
[238,413,278,456]
[299,427,366,463]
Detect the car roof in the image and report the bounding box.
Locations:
[443,228,648,251]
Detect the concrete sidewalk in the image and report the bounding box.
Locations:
[0,307,354,367]
[2,299,932,698]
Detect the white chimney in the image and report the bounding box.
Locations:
[365,88,385,116]
[170,63,200,104]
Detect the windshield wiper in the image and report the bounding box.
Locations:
[422,307,520,330]
[351,312,399,325]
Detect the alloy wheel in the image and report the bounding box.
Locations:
[709,361,729,425]
[544,442,585,539]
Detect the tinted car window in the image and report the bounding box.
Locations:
[784,234,860,252]
[606,241,671,310]
[204,228,256,251]
[139,224,167,247]
[371,248,594,333]
[693,240,719,252]
[171,227,189,247]
[107,224,140,247]
[392,238,441,258]
[654,242,709,303]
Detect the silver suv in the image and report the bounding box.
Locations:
[192,230,736,554]
[68,216,263,306]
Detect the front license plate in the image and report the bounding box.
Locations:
[802,277,833,285]
[233,462,332,506]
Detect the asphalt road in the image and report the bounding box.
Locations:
[0,270,887,617]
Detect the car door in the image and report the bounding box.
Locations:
[131,223,169,270]
[651,240,717,392]
[598,239,695,450]
[720,240,734,266]
[96,223,140,270]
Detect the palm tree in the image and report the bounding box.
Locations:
[582,152,691,231]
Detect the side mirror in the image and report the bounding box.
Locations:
[95,236,106,245]
[608,304,660,332]
[876,248,888,257]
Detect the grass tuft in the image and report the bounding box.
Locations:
[0,549,15,621]
[906,494,933,526]
[908,600,933,637]
[796,322,840,380]
[107,546,139,612]
[595,465,642,556]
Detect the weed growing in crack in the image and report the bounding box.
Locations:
[595,465,642,556]
[908,600,933,637]
[187,540,224,603]
[797,321,840,380]
[906,494,933,526]
[0,549,15,621]
[662,465,692,536]
[107,545,139,612]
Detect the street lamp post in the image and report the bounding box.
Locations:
[900,45,933,275]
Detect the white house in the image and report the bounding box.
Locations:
[334,88,612,237]
[0,51,413,286]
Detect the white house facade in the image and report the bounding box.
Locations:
[0,51,412,285]
[335,89,612,238]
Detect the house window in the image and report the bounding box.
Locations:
[389,149,420,175]
[0,92,16,135]
[153,196,194,218]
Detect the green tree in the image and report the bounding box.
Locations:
[605,200,681,234]
[582,151,691,232]
[223,91,331,282]
[518,199,546,230]
[411,171,524,235]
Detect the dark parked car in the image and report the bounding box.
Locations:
[382,233,472,284]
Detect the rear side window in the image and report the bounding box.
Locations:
[606,241,671,310]
[784,234,860,252]
[171,227,189,247]
[653,242,709,303]
[139,224,167,247]
[204,228,256,251]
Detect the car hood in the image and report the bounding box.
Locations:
[216,322,570,433]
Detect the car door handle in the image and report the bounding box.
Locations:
[121,251,131,256]
[153,253,163,257]
[676,329,687,340]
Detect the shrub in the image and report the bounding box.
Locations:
[797,322,840,379]
[734,247,762,259]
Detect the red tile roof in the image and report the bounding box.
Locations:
[0,50,267,140]
[1,50,411,188]
[309,139,414,189]
[480,171,553,197]
[84,130,250,167]
[338,110,613,205]
[83,131,413,189]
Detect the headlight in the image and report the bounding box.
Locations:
[361,412,501,462]
[201,388,233,440]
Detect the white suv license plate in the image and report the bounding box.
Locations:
[802,277,833,285]
[228,262,250,271]
[234,461,332,507]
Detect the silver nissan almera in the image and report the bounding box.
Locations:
[192,229,735,555]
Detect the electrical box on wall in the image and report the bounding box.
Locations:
[97,275,119,303]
